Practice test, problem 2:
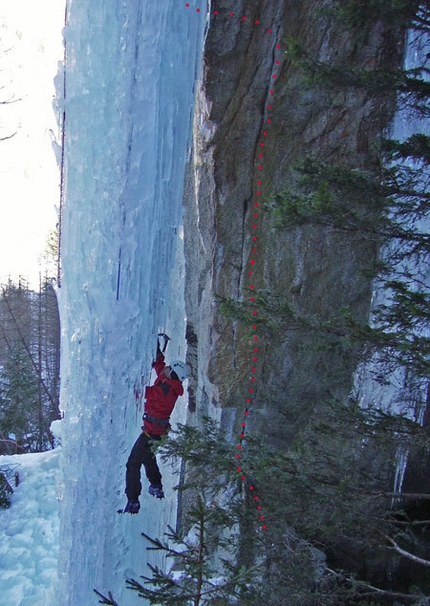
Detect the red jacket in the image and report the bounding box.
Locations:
[142,352,184,436]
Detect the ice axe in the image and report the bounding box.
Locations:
[157,333,171,353]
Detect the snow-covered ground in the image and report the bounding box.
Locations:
[0,448,60,606]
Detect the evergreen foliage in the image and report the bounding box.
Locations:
[265,123,430,381]
[93,589,120,606]
[329,0,426,29]
[0,344,40,452]
[99,417,430,604]
[126,496,255,605]
[269,151,430,240]
[122,421,259,605]
[0,465,15,509]
[330,0,430,51]
[42,228,61,280]
[0,279,60,453]
[286,9,430,116]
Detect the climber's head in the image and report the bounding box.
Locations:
[164,361,190,382]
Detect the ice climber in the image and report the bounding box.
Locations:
[123,334,189,514]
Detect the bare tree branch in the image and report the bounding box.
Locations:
[326,567,429,601]
[0,95,22,105]
[0,131,16,141]
[387,537,430,567]
[378,492,430,500]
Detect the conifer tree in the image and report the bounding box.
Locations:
[0,279,60,453]
[126,495,255,605]
[0,343,39,451]
[97,417,430,605]
[0,465,15,509]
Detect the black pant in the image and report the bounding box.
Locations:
[125,432,162,500]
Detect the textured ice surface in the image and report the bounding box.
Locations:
[57,1,207,604]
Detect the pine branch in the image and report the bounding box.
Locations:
[141,530,190,558]
[126,574,190,605]
[93,589,120,606]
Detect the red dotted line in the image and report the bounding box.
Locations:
[185,3,277,33]
[184,3,282,532]
[238,35,281,535]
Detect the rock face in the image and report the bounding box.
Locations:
[183,0,403,442]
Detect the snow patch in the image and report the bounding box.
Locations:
[0,449,61,606]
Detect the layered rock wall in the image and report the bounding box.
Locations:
[183,0,403,443]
